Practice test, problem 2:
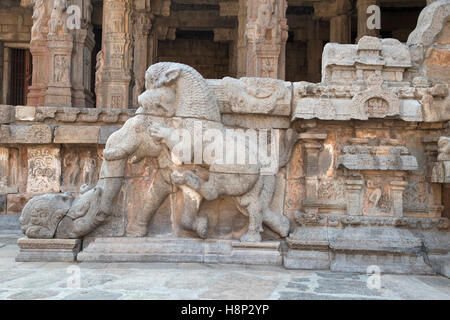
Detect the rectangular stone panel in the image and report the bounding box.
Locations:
[26,146,61,193]
[54,125,100,144]
[0,125,53,144]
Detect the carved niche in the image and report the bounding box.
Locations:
[351,75,401,119]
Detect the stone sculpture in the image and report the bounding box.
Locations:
[48,0,68,36]
[19,62,293,243]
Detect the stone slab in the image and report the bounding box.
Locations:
[77,237,282,266]
[0,125,53,144]
[15,238,81,262]
[284,249,331,270]
[427,253,450,278]
[54,125,100,144]
[331,251,434,275]
[329,227,423,254]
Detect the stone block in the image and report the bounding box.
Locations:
[77,237,282,266]
[329,226,434,274]
[427,253,450,278]
[15,106,36,121]
[15,238,81,262]
[338,146,419,171]
[331,251,434,275]
[284,249,330,270]
[54,126,100,144]
[0,125,53,144]
[0,105,15,124]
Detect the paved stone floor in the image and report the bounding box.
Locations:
[0,232,449,300]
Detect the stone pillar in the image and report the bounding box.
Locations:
[70,0,95,108]
[345,180,364,216]
[25,0,51,106]
[299,133,327,203]
[356,0,379,42]
[245,0,288,79]
[132,11,152,108]
[45,0,73,107]
[236,0,247,78]
[96,0,133,109]
[219,1,239,78]
[45,0,74,107]
[390,180,408,217]
[330,14,351,44]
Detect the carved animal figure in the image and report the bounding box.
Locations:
[104,62,293,242]
[20,193,74,238]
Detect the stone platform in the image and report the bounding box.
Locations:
[77,238,283,266]
[16,238,81,262]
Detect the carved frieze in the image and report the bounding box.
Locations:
[26,147,61,193]
[338,145,419,171]
[219,77,291,115]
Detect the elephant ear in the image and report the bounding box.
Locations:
[163,67,181,85]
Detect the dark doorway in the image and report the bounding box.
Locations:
[8,48,32,106]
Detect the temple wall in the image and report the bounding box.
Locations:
[0,0,449,274]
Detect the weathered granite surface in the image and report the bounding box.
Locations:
[0,2,448,277]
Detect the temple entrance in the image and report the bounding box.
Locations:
[7,48,31,106]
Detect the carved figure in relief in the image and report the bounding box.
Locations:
[257,0,277,41]
[55,56,68,83]
[20,63,295,243]
[437,137,450,161]
[104,63,294,242]
[63,151,80,186]
[223,77,287,114]
[81,151,97,185]
[31,0,46,41]
[48,0,68,36]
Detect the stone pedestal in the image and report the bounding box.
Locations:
[77,237,282,266]
[284,227,331,269]
[329,227,434,274]
[16,238,82,262]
